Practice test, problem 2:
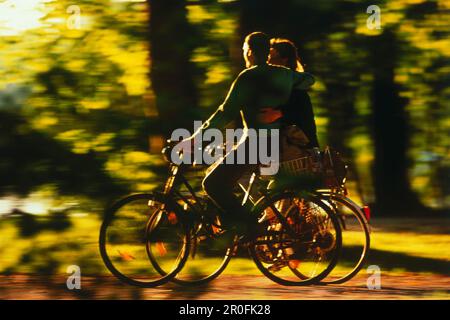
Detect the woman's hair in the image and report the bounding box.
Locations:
[270,38,304,72]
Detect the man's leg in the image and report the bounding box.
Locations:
[202,149,256,232]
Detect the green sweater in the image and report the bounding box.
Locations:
[202,63,315,131]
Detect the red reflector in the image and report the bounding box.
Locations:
[363,205,371,221]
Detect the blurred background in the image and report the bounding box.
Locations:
[0,0,449,283]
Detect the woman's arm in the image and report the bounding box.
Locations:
[292,71,315,90]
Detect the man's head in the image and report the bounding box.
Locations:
[243,32,270,68]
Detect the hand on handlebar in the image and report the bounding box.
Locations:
[162,138,195,164]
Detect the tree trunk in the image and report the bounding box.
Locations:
[147,0,199,136]
[370,29,425,215]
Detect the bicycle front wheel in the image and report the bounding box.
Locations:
[99,193,190,287]
[150,205,237,286]
[170,218,237,286]
[249,192,342,286]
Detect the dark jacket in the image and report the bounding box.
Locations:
[280,89,320,148]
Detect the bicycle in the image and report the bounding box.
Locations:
[99,144,343,287]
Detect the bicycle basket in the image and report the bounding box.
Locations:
[278,153,316,175]
[277,147,348,189]
[272,151,323,192]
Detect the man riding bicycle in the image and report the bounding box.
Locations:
[181,32,315,237]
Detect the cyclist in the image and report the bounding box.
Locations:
[268,37,320,149]
[183,32,315,237]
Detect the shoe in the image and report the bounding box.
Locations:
[236,221,269,245]
[249,221,269,237]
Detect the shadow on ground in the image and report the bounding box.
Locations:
[366,248,450,276]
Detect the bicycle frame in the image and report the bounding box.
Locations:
[162,162,302,240]
[162,163,205,215]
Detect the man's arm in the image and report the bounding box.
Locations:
[188,71,248,139]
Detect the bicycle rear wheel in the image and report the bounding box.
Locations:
[99,193,190,287]
[317,192,370,284]
[249,191,342,286]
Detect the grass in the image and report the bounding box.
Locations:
[0,215,449,278]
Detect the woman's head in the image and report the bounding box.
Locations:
[269,38,304,72]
